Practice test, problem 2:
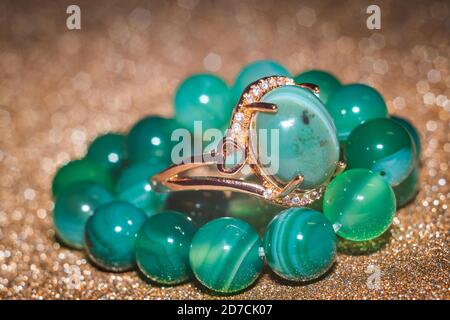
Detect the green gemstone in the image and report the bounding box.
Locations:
[253,85,340,189]
[84,201,147,271]
[327,84,389,143]
[323,169,396,241]
[164,191,228,226]
[174,74,231,133]
[189,217,263,293]
[86,133,126,174]
[393,165,419,208]
[392,116,421,162]
[136,211,197,285]
[53,182,114,249]
[116,163,167,217]
[52,159,114,197]
[232,60,291,104]
[294,70,341,104]
[227,193,283,235]
[345,118,416,186]
[127,116,177,165]
[264,208,336,281]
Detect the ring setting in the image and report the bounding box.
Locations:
[152,76,346,207]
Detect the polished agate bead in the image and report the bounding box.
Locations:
[392,116,421,162]
[127,116,177,166]
[136,211,197,285]
[86,133,126,174]
[53,182,114,249]
[323,169,396,241]
[326,84,389,143]
[174,74,231,133]
[116,163,167,216]
[294,70,341,104]
[84,201,147,271]
[52,159,114,197]
[345,118,416,187]
[164,191,228,225]
[231,60,291,104]
[227,193,283,235]
[189,217,263,293]
[393,165,419,208]
[264,208,336,281]
[253,85,340,189]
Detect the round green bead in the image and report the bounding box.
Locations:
[116,163,167,217]
[253,85,340,189]
[174,74,231,133]
[232,60,291,104]
[127,116,177,165]
[84,201,147,271]
[86,133,126,174]
[327,84,389,143]
[264,208,336,281]
[323,169,396,241]
[53,182,114,249]
[164,191,228,226]
[294,70,341,104]
[189,217,263,293]
[227,193,283,235]
[136,211,197,285]
[52,159,114,197]
[345,118,416,186]
[393,165,419,208]
[392,116,421,162]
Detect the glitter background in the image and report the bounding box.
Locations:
[0,0,449,299]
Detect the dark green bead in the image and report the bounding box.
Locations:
[84,201,147,271]
[323,169,396,241]
[189,217,263,293]
[393,165,419,208]
[136,211,197,285]
[294,70,341,104]
[174,74,231,133]
[164,191,228,226]
[86,133,126,174]
[392,116,421,162]
[116,163,167,216]
[127,116,177,165]
[227,193,283,235]
[264,208,336,281]
[232,60,291,104]
[53,182,114,249]
[327,84,389,142]
[52,159,114,197]
[345,118,416,187]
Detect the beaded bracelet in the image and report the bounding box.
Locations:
[52,60,420,294]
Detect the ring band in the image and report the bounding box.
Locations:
[151,76,346,207]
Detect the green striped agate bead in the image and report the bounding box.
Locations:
[189,217,263,293]
[263,208,336,281]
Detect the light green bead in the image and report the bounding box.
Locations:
[264,208,336,281]
[53,182,114,249]
[327,84,389,143]
[252,85,340,189]
[52,159,114,197]
[294,70,341,104]
[323,169,396,241]
[189,217,263,293]
[232,60,291,104]
[84,201,147,271]
[116,163,167,216]
[136,211,197,285]
[174,74,231,133]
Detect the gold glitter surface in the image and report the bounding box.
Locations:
[0,0,449,300]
